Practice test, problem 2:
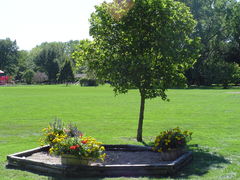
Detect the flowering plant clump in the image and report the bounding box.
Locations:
[153,127,192,152]
[40,119,82,146]
[50,136,106,161]
[40,120,105,161]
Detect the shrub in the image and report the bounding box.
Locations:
[33,71,48,83]
[203,59,240,88]
[23,69,34,84]
[79,78,98,86]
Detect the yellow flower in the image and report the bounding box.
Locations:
[176,136,181,140]
[49,147,54,154]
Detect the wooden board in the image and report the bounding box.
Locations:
[6,145,192,178]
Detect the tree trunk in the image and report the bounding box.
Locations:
[137,91,145,142]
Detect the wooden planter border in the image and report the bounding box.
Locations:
[7,145,192,178]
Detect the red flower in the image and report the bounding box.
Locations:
[70,146,76,150]
[81,140,88,144]
[69,145,80,150]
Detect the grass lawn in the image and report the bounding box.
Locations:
[0,85,240,180]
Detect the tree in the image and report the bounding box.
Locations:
[15,50,29,82]
[58,60,75,85]
[178,0,238,85]
[84,0,200,141]
[0,38,18,75]
[33,42,63,83]
[224,2,240,65]
[23,69,34,84]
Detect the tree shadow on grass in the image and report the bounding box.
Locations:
[171,144,231,179]
[139,142,230,179]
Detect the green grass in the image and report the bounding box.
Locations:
[0,85,240,180]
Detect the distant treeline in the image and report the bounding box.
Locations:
[0,0,240,87]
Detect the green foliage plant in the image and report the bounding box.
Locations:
[65,122,83,138]
[81,0,200,141]
[153,127,192,152]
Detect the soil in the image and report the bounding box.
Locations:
[25,151,165,165]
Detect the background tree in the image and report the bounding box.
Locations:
[178,0,239,86]
[33,42,64,83]
[0,38,18,75]
[15,50,30,82]
[22,69,34,84]
[85,0,200,142]
[224,2,240,65]
[58,60,75,85]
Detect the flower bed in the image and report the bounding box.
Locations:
[6,122,193,177]
[40,120,105,165]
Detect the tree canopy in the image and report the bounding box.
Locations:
[180,0,240,86]
[0,38,18,75]
[58,60,75,85]
[83,0,200,141]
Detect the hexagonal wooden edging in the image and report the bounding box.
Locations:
[6,145,192,178]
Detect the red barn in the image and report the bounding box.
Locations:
[0,70,9,85]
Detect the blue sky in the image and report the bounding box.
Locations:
[0,0,112,50]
